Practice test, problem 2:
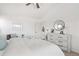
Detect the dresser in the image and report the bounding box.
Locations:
[47,33,72,52]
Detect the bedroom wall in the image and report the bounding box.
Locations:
[0,17,36,35]
[35,4,79,53]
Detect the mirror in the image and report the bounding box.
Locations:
[53,20,65,31]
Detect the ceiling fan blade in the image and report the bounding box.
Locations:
[26,3,40,9]
[36,3,40,8]
[26,3,31,6]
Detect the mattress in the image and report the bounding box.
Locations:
[1,38,64,56]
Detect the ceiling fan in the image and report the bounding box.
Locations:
[25,3,40,8]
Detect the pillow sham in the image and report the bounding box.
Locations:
[0,39,8,50]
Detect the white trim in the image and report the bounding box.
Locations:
[72,48,79,54]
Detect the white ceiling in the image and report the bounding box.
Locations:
[0,3,79,22]
[0,3,53,20]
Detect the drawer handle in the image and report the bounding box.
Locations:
[50,39,53,40]
[58,37,62,38]
[58,41,63,43]
[58,45,64,47]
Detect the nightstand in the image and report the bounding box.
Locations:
[47,33,72,52]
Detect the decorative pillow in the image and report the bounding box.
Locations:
[0,39,8,50]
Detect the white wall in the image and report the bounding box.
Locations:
[35,3,79,53]
[0,16,37,35]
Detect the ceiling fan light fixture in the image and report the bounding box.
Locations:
[25,3,40,8]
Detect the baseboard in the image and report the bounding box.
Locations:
[72,48,79,54]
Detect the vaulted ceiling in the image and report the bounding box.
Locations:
[0,3,53,20]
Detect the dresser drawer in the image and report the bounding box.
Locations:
[47,33,71,52]
[57,44,68,51]
[48,38,67,47]
[48,35,68,41]
[59,46,68,51]
[57,36,68,40]
[56,42,67,47]
[54,39,67,47]
[48,34,58,40]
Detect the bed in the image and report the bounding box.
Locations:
[1,37,64,56]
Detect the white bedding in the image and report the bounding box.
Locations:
[2,38,64,56]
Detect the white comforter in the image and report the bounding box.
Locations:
[2,38,64,56]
